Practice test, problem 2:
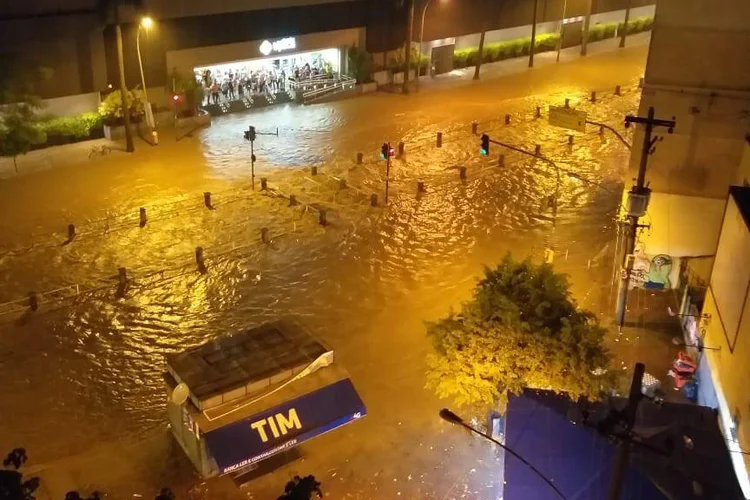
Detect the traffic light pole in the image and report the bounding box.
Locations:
[615,107,675,328]
[385,142,392,204]
[251,140,255,190]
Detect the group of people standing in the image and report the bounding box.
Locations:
[200,68,287,105]
[198,61,335,106]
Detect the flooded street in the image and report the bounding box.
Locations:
[0,44,650,499]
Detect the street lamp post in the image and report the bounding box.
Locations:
[439,409,569,500]
[416,0,448,92]
[137,16,157,142]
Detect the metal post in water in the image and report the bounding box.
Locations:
[535,106,541,118]
[28,291,38,312]
[436,132,443,148]
[591,91,597,103]
[356,152,363,164]
[615,84,622,96]
[564,98,570,108]
[260,178,268,190]
[568,135,574,145]
[398,142,405,156]
[417,180,426,193]
[339,178,347,190]
[289,194,298,206]
[261,227,270,244]
[505,114,511,125]
[311,166,318,176]
[318,209,328,226]
[370,193,378,207]
[535,144,542,156]
[204,192,213,209]
[116,267,128,298]
[459,167,467,180]
[498,154,505,167]
[67,223,76,242]
[195,247,207,274]
[471,122,478,134]
[139,207,147,228]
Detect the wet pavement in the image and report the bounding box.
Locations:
[0,38,665,499]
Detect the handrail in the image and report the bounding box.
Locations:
[302,76,356,102]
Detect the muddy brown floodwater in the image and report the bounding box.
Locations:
[0,45,653,499]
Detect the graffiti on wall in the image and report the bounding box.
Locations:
[631,253,673,290]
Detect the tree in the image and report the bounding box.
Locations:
[277,475,323,500]
[0,101,45,174]
[96,0,145,153]
[1,449,40,500]
[426,254,611,413]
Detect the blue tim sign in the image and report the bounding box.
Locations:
[204,378,366,474]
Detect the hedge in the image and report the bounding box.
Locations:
[452,16,653,69]
[37,112,103,139]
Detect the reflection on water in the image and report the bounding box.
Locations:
[0,73,641,496]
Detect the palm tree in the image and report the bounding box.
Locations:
[96,0,144,153]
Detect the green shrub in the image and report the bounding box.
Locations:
[534,33,560,53]
[98,89,145,125]
[38,112,102,138]
[453,49,470,69]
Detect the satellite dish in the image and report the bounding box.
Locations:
[171,383,189,405]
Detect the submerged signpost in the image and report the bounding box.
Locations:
[548,105,587,133]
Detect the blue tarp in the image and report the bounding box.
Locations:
[503,392,666,500]
[204,378,366,474]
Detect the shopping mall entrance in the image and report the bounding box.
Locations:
[195,45,355,115]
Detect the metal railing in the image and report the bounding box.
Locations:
[302,76,357,103]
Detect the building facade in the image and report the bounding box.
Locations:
[628,0,750,272]
[695,185,750,497]
[1,0,652,113]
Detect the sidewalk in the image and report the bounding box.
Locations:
[402,32,650,93]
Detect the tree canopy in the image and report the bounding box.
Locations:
[426,254,611,413]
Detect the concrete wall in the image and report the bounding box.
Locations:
[630,0,750,199]
[701,191,750,484]
[40,93,101,117]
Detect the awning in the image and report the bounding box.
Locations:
[203,378,366,474]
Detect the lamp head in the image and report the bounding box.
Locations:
[439,408,463,424]
[140,16,154,29]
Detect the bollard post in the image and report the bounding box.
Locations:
[116,267,127,298]
[564,98,570,109]
[615,84,621,96]
[599,125,605,136]
[260,178,268,190]
[498,154,505,167]
[261,227,270,244]
[568,135,574,145]
[195,247,207,274]
[356,152,363,165]
[591,91,597,103]
[505,114,511,125]
[67,223,76,242]
[436,132,443,148]
[398,142,405,156]
[535,144,542,156]
[338,178,347,190]
[471,122,478,134]
[204,192,213,209]
[370,193,378,207]
[28,291,38,312]
[535,106,541,118]
[318,209,328,226]
[459,167,467,180]
[311,166,318,176]
[139,207,147,228]
[289,194,298,207]
[417,180,426,193]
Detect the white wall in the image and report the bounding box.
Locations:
[40,92,101,117]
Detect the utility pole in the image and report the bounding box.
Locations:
[615,107,675,328]
[403,0,415,94]
[114,4,134,153]
[529,0,539,68]
[606,362,645,500]
[619,0,632,48]
[473,23,486,80]
[581,0,593,56]
[555,0,568,63]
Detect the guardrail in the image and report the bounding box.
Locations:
[302,76,357,103]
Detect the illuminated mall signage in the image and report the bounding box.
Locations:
[259,37,296,56]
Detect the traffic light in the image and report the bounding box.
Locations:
[244,126,257,141]
[380,143,389,160]
[480,134,490,156]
